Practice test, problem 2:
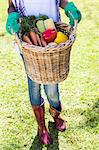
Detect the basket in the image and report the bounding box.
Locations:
[14,21,77,84]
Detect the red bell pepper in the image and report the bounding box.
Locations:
[42,29,57,43]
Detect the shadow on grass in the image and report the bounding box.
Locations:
[30,135,43,150]
[81,99,99,128]
[46,121,59,150]
[0,32,6,37]
[30,121,59,150]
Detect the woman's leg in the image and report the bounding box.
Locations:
[44,84,66,132]
[44,84,60,110]
[27,76,42,105]
[20,53,42,105]
[20,54,52,145]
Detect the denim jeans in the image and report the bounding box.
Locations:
[21,54,60,109]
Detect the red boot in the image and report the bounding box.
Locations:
[32,101,52,145]
[49,102,67,132]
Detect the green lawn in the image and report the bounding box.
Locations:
[0,0,99,150]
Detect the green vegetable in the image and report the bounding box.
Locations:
[37,15,49,20]
[36,20,46,33]
[20,16,37,36]
[20,17,31,36]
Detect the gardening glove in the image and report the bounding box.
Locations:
[6,12,20,35]
[64,2,82,26]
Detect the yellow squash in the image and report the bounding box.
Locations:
[54,32,68,44]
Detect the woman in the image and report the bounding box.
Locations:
[6,0,81,145]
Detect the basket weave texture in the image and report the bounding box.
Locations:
[18,23,76,84]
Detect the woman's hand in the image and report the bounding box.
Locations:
[64,2,82,26]
[6,12,20,35]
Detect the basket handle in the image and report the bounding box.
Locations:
[73,20,78,34]
[13,32,22,50]
[9,26,22,50]
[68,11,78,33]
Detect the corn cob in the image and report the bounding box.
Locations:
[44,18,56,30]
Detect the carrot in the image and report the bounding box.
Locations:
[36,34,42,46]
[29,31,38,46]
[22,35,32,45]
[41,36,47,47]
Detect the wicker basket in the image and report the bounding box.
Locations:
[15,22,77,84]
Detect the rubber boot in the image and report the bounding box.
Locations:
[32,100,52,145]
[49,102,66,132]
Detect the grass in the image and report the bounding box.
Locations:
[0,0,99,149]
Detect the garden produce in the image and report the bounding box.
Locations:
[54,32,68,44]
[42,29,57,43]
[22,35,32,45]
[48,42,57,46]
[37,15,49,21]
[20,15,69,47]
[47,42,57,48]
[41,36,47,47]
[44,18,56,30]
[26,16,36,27]
[36,20,46,33]
[29,31,38,46]
[36,34,42,46]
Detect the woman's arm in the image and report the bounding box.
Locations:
[9,0,13,5]
[6,0,20,34]
[8,0,16,13]
[60,0,68,9]
[60,0,82,26]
